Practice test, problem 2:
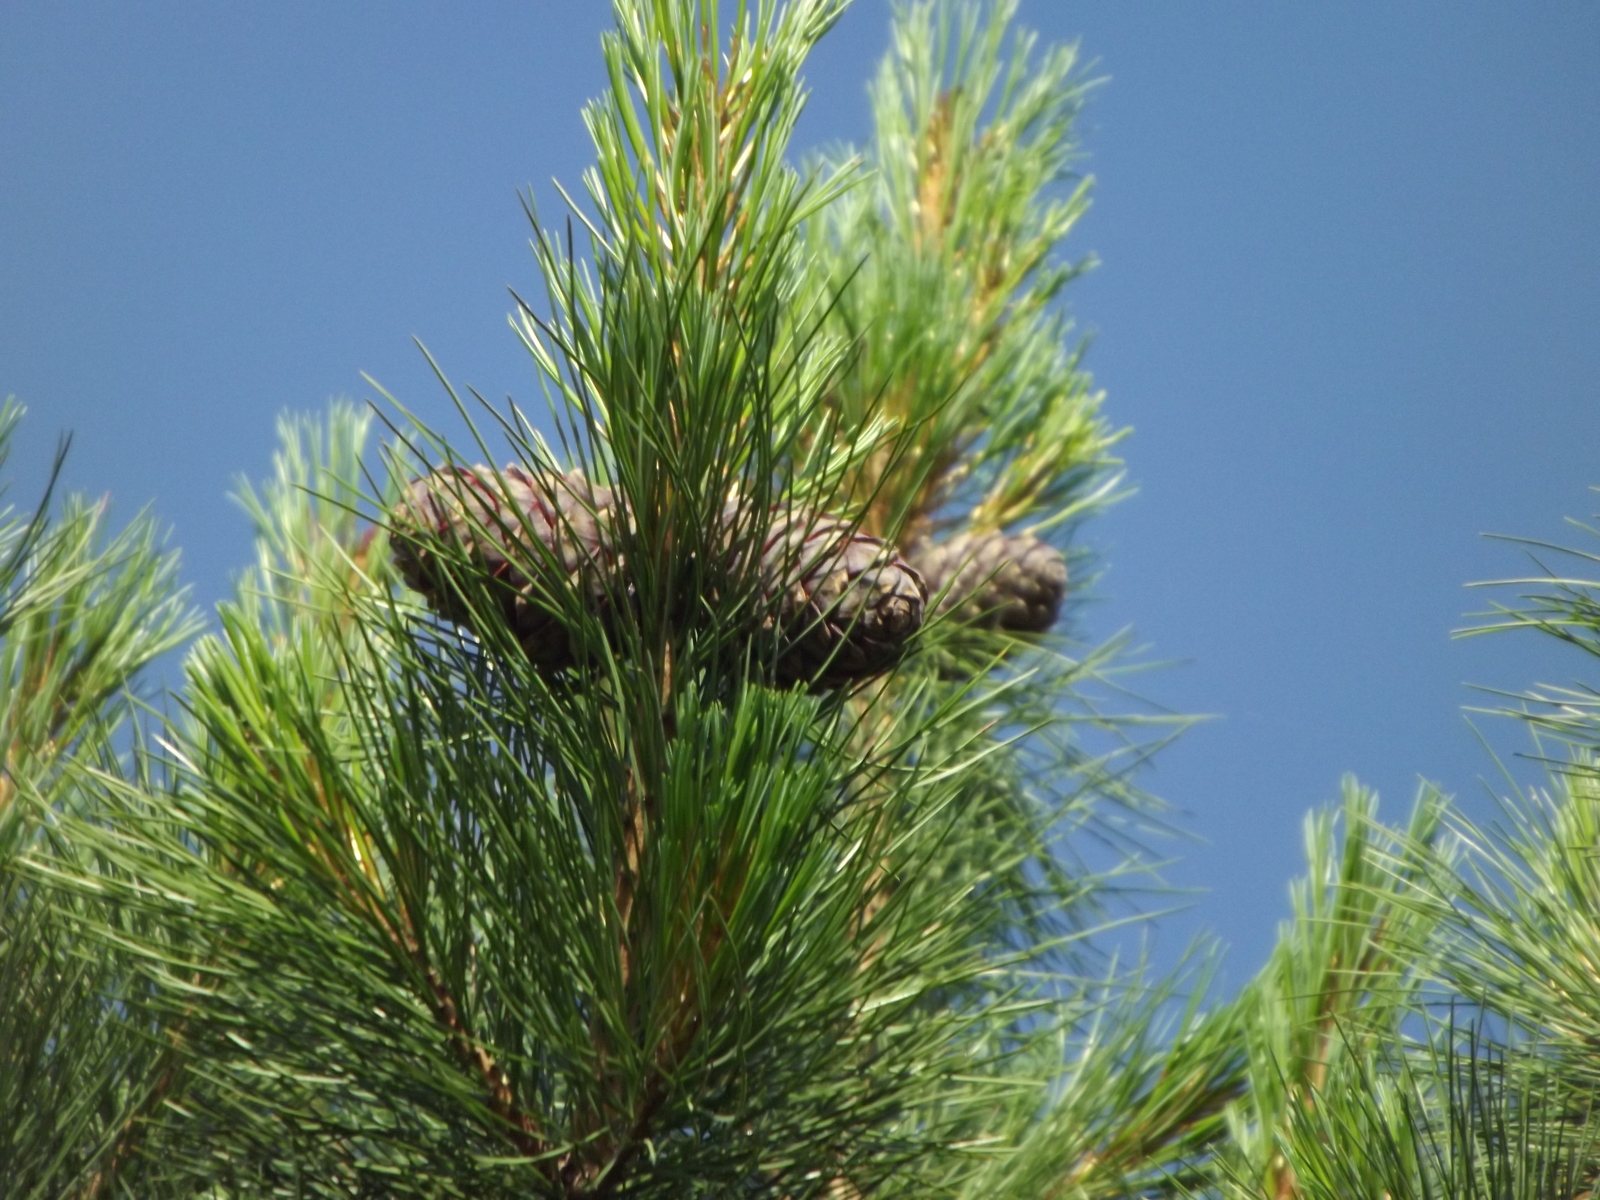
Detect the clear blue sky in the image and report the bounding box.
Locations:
[4,2,1597,981]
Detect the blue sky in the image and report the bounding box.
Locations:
[3,1,1597,980]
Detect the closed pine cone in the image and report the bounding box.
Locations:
[393,468,926,687]
[907,530,1066,633]
[390,464,617,668]
[757,511,927,689]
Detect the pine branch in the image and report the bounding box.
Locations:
[1213,778,1452,1199]
[801,0,1121,549]
[418,957,551,1168]
[12,6,1218,1196]
[0,399,201,1198]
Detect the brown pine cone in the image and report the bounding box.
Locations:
[759,512,927,689]
[907,530,1066,633]
[390,464,618,668]
[393,467,926,687]
[390,465,527,618]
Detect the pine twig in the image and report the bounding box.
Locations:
[419,957,552,1170]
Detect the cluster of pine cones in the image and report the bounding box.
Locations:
[390,464,1066,687]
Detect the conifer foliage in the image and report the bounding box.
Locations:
[10,2,1600,1198]
[4,2,1155,1195]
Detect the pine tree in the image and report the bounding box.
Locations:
[15,2,1600,1198]
[3,3,1234,1195]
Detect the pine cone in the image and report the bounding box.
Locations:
[393,467,926,687]
[390,464,619,668]
[760,512,927,688]
[907,530,1066,633]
